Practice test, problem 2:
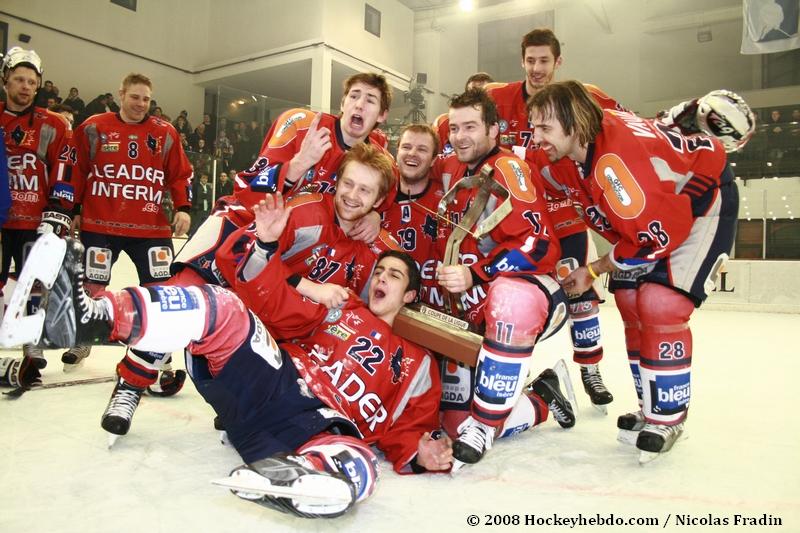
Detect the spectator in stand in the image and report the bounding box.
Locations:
[63,87,85,118]
[767,109,785,161]
[188,123,206,152]
[83,94,108,119]
[49,103,75,129]
[152,106,163,118]
[231,122,252,171]
[34,79,57,107]
[105,92,120,112]
[215,129,233,170]
[189,174,214,236]
[46,96,57,108]
[173,114,191,137]
[768,109,783,134]
[202,113,215,143]
[215,171,234,198]
[51,85,62,104]
[179,132,190,152]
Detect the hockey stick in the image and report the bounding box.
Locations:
[4,375,116,399]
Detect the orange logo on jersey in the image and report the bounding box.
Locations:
[495,157,536,203]
[268,109,316,148]
[594,154,645,220]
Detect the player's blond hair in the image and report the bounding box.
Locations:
[398,123,440,155]
[339,143,396,198]
[120,73,153,92]
[342,73,392,114]
[527,80,603,146]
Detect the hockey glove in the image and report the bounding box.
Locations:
[37,208,73,237]
[0,356,43,388]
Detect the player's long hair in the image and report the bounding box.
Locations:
[527,80,603,147]
[449,88,499,134]
[398,123,440,156]
[342,73,393,114]
[377,250,421,297]
[121,73,152,92]
[339,143,396,198]
[521,28,561,59]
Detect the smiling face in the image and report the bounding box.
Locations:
[397,129,436,187]
[530,108,580,163]
[448,104,498,167]
[522,45,561,94]
[119,83,152,123]
[368,255,417,323]
[340,81,388,145]
[334,160,385,225]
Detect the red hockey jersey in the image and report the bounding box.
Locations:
[216,193,400,297]
[556,110,727,269]
[233,251,441,472]
[1,103,70,230]
[233,109,396,211]
[381,180,444,304]
[66,112,193,238]
[431,148,560,318]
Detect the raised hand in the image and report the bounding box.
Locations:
[296,112,332,169]
[253,192,293,243]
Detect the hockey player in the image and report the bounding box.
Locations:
[435,89,569,466]
[528,81,739,462]
[486,28,619,410]
[0,46,70,378]
[380,123,443,304]
[100,143,398,438]
[232,72,394,242]
[433,72,494,156]
[52,73,193,374]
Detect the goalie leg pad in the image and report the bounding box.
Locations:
[637,283,694,425]
[297,434,379,504]
[615,288,644,401]
[568,300,603,365]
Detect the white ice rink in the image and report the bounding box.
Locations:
[2,251,798,533]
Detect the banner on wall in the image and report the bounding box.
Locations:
[741,0,800,54]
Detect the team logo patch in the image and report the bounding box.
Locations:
[51,182,74,203]
[325,307,343,323]
[153,285,199,311]
[475,358,522,402]
[324,323,355,341]
[86,247,112,282]
[10,125,36,147]
[101,142,120,152]
[498,119,509,133]
[594,153,645,219]
[148,246,173,279]
[496,157,536,203]
[146,133,162,155]
[649,372,691,416]
[249,164,280,193]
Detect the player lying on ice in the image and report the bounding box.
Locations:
[2,193,576,518]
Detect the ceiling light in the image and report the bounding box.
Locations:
[459,0,474,11]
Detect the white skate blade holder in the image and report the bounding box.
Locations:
[211,468,353,505]
[552,358,579,418]
[0,234,66,348]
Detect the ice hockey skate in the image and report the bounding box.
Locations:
[212,455,356,518]
[0,233,66,348]
[528,362,576,428]
[616,410,646,445]
[636,422,686,464]
[101,377,144,448]
[61,346,91,373]
[451,416,495,470]
[580,364,613,414]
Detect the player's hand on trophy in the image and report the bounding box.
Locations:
[348,210,381,243]
[436,264,473,292]
[562,267,593,299]
[253,192,293,243]
[416,431,453,471]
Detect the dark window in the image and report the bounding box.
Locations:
[766,219,800,259]
[735,219,764,259]
[365,4,381,38]
[111,0,137,12]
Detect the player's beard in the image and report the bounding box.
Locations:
[8,91,34,109]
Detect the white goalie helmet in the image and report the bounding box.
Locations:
[696,90,756,153]
[1,46,43,79]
